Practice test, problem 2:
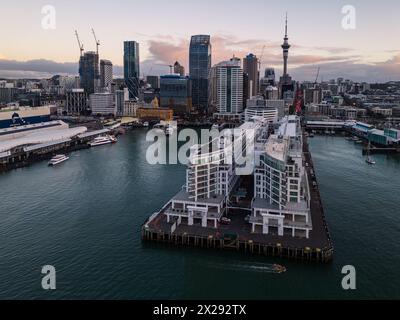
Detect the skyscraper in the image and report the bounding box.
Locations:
[79,51,100,95]
[243,53,259,97]
[124,41,140,100]
[160,74,192,115]
[265,68,276,85]
[189,35,211,113]
[100,59,113,89]
[216,59,243,115]
[174,61,185,76]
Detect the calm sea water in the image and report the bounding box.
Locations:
[0,131,399,300]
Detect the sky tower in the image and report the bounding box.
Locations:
[281,13,291,77]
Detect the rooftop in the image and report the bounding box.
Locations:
[265,135,288,162]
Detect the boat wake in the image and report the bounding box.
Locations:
[202,260,286,274]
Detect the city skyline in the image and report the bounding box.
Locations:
[0,0,399,81]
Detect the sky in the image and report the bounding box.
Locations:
[0,0,399,81]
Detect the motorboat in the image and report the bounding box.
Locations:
[48,154,69,166]
[89,135,117,147]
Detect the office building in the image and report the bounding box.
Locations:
[189,35,211,113]
[90,93,115,116]
[160,75,192,115]
[243,53,259,97]
[124,41,140,100]
[65,89,87,115]
[146,76,160,90]
[100,60,113,89]
[174,61,185,76]
[216,59,243,115]
[79,51,100,95]
[115,88,129,116]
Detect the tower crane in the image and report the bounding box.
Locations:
[74,30,84,57]
[91,28,100,55]
[315,67,321,84]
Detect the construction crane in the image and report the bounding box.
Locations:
[74,30,84,57]
[315,67,320,84]
[258,45,266,70]
[91,28,100,54]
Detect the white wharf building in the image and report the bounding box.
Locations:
[251,115,312,238]
[162,115,313,238]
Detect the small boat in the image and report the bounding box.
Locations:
[89,135,117,147]
[48,154,69,166]
[273,264,287,273]
[309,133,315,138]
[143,122,149,127]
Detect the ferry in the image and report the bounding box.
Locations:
[89,135,117,147]
[48,154,69,166]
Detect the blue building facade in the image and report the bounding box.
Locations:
[160,75,192,115]
[124,41,140,100]
[189,35,211,113]
[79,51,100,95]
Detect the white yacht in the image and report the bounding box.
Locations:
[89,135,117,147]
[48,154,69,166]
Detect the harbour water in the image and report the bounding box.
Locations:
[0,131,399,299]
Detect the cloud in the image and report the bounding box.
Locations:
[289,57,400,82]
[0,36,399,82]
[0,59,124,79]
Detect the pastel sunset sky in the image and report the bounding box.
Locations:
[0,0,399,81]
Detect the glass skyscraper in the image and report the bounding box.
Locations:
[189,35,211,113]
[124,41,140,100]
[79,51,100,95]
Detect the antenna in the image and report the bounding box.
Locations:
[91,28,100,55]
[285,12,288,37]
[75,30,84,57]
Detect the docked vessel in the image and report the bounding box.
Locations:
[48,154,69,166]
[143,122,149,127]
[89,135,117,147]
